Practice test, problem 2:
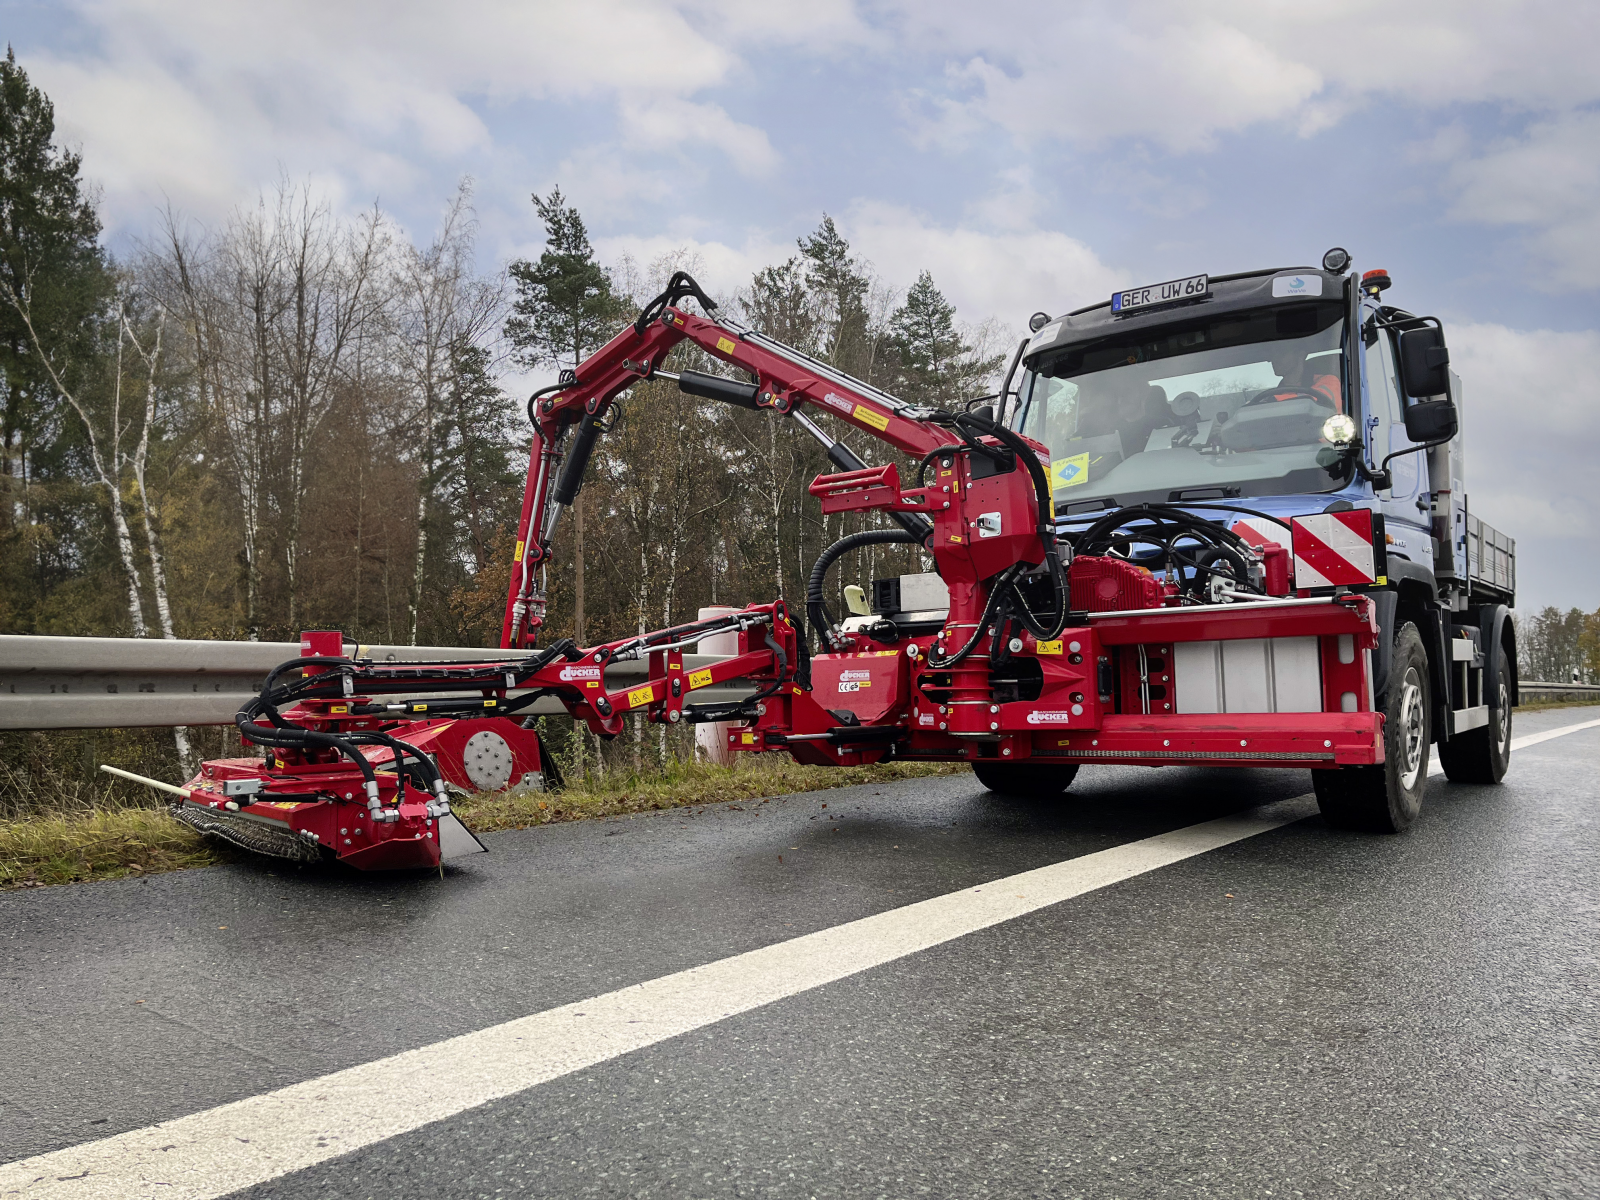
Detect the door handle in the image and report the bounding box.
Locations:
[1415,494,1431,513]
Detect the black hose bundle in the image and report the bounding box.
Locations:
[1067,502,1285,599]
[236,640,585,806]
[928,408,1072,648]
[804,406,1072,665]
[807,528,921,651]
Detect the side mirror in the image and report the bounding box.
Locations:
[1404,398,1457,442]
[1397,325,1458,442]
[1397,326,1450,398]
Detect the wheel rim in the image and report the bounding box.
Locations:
[1496,676,1512,757]
[1398,666,1426,790]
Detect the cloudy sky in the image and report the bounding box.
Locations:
[7,0,1598,614]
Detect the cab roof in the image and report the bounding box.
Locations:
[1027,266,1350,362]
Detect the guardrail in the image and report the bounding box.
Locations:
[1519,680,1600,699]
[0,635,743,730]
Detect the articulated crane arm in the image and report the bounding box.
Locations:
[501,272,1062,654]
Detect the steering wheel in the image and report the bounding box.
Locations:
[1244,387,1333,408]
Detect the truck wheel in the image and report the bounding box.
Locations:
[972,761,1080,798]
[1437,652,1513,784]
[1314,621,1430,833]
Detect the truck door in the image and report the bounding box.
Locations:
[1364,325,1430,544]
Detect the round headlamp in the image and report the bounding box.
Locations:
[1322,414,1357,445]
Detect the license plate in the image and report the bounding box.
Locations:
[1111,273,1208,313]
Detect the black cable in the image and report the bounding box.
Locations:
[806,529,920,651]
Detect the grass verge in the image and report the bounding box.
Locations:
[2,756,964,891]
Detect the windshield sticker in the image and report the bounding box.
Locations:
[1029,321,1061,349]
[1272,274,1323,298]
[1051,453,1091,489]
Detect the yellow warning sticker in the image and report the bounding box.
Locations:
[741,732,756,744]
[626,685,655,709]
[688,668,713,690]
[513,539,525,563]
[412,703,428,712]
[716,336,736,355]
[484,698,498,708]
[330,704,348,714]
[854,404,890,431]
[1036,640,1063,655]
[949,534,964,543]
[1052,453,1090,490]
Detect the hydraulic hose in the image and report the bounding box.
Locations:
[807,528,920,651]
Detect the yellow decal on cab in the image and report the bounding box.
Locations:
[1051,453,1091,490]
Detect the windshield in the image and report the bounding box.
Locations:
[1014,301,1350,510]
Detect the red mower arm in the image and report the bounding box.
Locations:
[501,273,1009,650]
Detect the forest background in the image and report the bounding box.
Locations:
[1,52,1596,796]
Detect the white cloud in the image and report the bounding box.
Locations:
[842,201,1124,335]
[1447,111,1600,290]
[29,0,775,232]
[593,200,1125,341]
[889,1,1600,152]
[1447,321,1600,610]
[591,230,796,306]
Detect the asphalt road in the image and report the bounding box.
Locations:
[2,706,1596,1199]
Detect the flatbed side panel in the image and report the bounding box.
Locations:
[1466,512,1516,598]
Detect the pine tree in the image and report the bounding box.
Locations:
[888,270,1000,408]
[506,188,629,371]
[798,215,875,377]
[0,47,117,632]
[504,188,628,646]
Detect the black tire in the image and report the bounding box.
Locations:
[1438,650,1513,784]
[1314,621,1430,833]
[972,760,1080,798]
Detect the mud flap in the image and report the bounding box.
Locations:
[439,812,488,859]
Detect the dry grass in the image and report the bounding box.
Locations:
[0,805,222,890]
[1515,696,1600,711]
[2,754,964,891]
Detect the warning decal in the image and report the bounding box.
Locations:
[1291,510,1376,587]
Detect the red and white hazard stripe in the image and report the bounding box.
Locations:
[1231,516,1290,553]
[1290,510,1376,587]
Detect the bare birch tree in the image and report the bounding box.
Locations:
[391,181,505,644]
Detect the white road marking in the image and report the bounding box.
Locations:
[1502,715,1600,751]
[3,717,1595,1200]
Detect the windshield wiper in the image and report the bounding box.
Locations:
[1168,486,1242,502]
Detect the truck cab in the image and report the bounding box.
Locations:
[1006,255,1518,823]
